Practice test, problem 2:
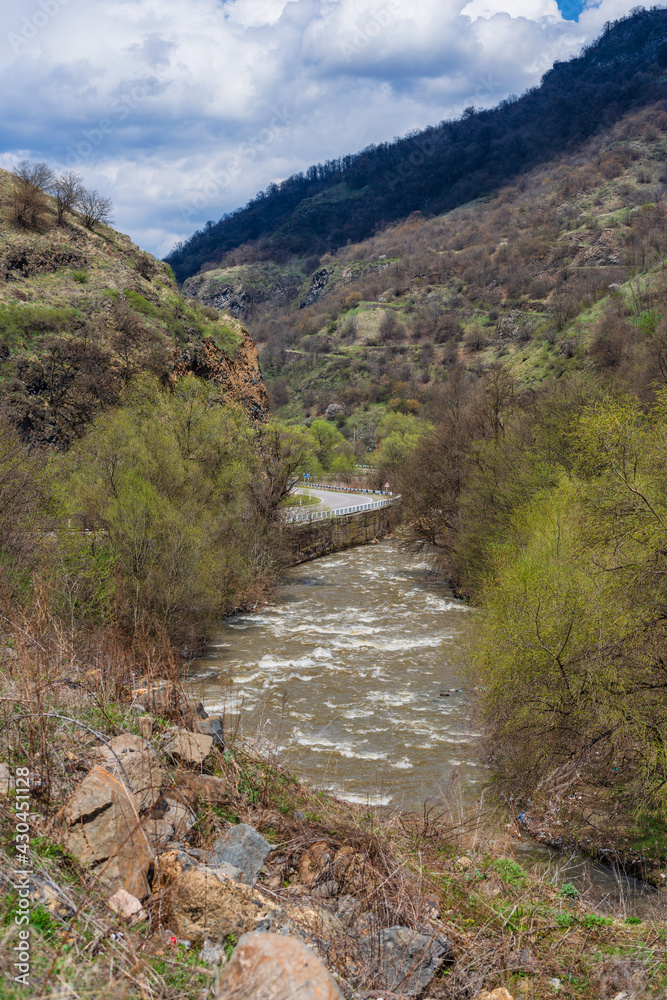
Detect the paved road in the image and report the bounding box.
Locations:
[297,488,361,511]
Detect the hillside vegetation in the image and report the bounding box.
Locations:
[165,13,667,863]
[168,8,667,282]
[0,163,311,654]
[0,166,256,448]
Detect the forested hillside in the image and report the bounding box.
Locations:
[182,65,667,863]
[167,7,667,281]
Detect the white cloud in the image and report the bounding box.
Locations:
[0,0,651,257]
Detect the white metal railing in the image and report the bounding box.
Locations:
[284,495,400,524]
[301,482,393,496]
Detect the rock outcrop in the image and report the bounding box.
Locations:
[300,268,332,308]
[206,823,273,885]
[166,868,276,941]
[173,329,269,422]
[183,266,301,318]
[354,926,452,997]
[165,728,214,767]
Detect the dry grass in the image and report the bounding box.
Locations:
[0,608,665,999]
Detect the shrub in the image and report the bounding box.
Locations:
[471,394,667,813]
[0,304,77,347]
[63,376,277,645]
[52,171,84,224]
[9,160,53,228]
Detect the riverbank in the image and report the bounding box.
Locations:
[1,623,666,1000]
[517,783,667,890]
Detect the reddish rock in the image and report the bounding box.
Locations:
[298,841,334,887]
[217,932,344,1000]
[173,329,269,422]
[52,766,153,899]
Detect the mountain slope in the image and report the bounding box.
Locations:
[177,98,667,444]
[0,168,268,447]
[167,8,667,282]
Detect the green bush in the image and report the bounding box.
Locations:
[60,376,284,645]
[492,857,526,887]
[471,391,667,815]
[124,289,160,318]
[0,304,77,347]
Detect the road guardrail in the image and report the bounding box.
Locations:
[284,495,399,524]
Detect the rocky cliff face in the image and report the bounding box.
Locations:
[183,263,303,318]
[173,329,269,422]
[0,166,269,444]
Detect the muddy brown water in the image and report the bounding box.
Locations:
[187,541,665,917]
[188,542,475,808]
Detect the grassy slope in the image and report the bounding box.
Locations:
[0,168,246,445]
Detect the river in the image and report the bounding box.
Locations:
[187,540,665,917]
[188,541,475,809]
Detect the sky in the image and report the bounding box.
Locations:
[0,0,655,258]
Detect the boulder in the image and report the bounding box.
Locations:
[154,848,199,892]
[194,704,225,747]
[95,733,165,811]
[201,939,226,965]
[474,991,514,1000]
[194,716,224,746]
[52,765,153,899]
[216,932,344,1000]
[165,729,213,767]
[142,817,175,850]
[356,926,452,998]
[137,716,154,739]
[332,846,373,893]
[165,793,196,835]
[184,772,229,806]
[167,868,276,942]
[282,900,346,959]
[108,888,147,922]
[298,841,334,887]
[208,824,272,885]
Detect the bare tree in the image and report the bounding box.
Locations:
[10,160,54,228]
[14,160,54,190]
[52,171,84,224]
[79,189,114,231]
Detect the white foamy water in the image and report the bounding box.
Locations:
[187,541,478,810]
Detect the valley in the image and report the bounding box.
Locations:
[2,8,667,999]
